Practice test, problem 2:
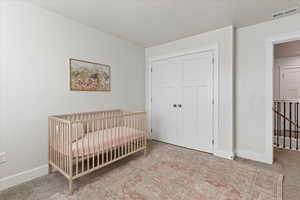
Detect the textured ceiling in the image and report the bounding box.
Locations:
[26,0,300,47]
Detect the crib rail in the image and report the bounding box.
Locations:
[48,110,147,193]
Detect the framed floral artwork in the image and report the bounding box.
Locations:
[69,58,111,91]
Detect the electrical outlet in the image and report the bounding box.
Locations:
[0,152,6,164]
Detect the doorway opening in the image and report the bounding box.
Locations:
[273,40,300,157]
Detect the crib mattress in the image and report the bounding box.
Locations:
[53,126,144,157]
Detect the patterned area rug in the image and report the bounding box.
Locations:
[48,142,283,200]
[0,142,282,200]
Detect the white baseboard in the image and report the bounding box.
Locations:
[235,150,272,164]
[214,150,235,160]
[0,164,48,191]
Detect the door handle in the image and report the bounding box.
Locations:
[173,104,177,108]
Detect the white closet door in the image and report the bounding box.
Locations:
[178,52,213,152]
[151,51,214,153]
[151,58,181,144]
[280,66,300,99]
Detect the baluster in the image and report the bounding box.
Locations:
[274,102,276,146]
[101,119,104,165]
[290,102,292,149]
[284,102,286,148]
[295,103,297,150]
[125,116,129,154]
[297,102,299,150]
[277,102,280,147]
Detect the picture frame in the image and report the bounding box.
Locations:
[69,58,111,91]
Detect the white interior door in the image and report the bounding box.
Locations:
[151,58,181,145]
[151,51,214,153]
[280,66,300,99]
[178,52,214,152]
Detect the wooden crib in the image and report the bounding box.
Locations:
[48,109,147,194]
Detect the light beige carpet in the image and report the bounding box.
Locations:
[0,142,283,200]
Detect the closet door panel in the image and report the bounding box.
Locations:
[178,52,213,152]
[151,59,180,144]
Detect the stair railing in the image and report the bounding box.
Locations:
[273,100,299,150]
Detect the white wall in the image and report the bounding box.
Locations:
[273,56,300,99]
[236,13,300,163]
[145,26,234,158]
[0,1,145,188]
[0,1,4,159]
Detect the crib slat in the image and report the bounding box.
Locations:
[61,123,63,173]
[58,122,60,170]
[128,116,131,153]
[59,122,62,172]
[138,115,141,149]
[121,114,123,156]
[128,116,133,152]
[105,118,108,163]
[123,116,126,155]
[97,120,100,167]
[65,123,68,173]
[112,113,115,159]
[81,120,84,173]
[66,123,69,175]
[142,115,144,148]
[140,115,142,148]
[68,123,72,177]
[128,116,130,154]
[65,123,67,175]
[92,120,95,169]
[112,116,115,160]
[75,124,79,176]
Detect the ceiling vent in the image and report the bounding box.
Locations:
[272,7,299,19]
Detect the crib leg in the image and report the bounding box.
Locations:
[143,148,147,156]
[48,164,53,175]
[68,179,73,195]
